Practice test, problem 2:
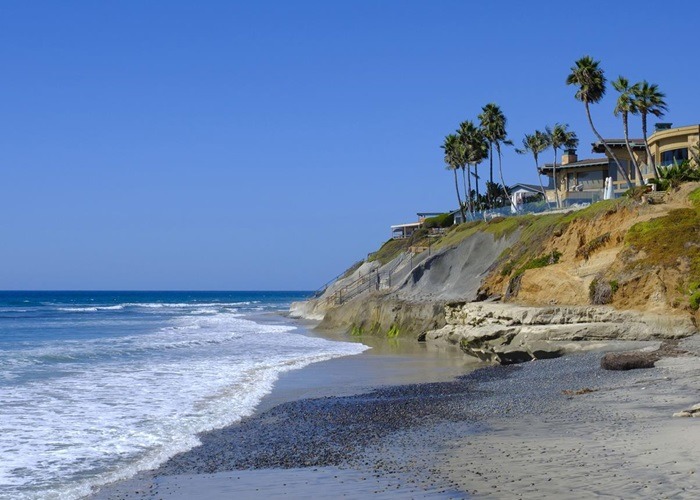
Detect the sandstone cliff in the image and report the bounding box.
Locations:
[293,183,700,351]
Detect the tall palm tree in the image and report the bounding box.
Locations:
[566,56,632,189]
[545,124,578,209]
[632,80,668,180]
[441,133,466,222]
[459,121,489,214]
[516,130,550,205]
[457,122,474,214]
[612,77,643,184]
[478,103,510,205]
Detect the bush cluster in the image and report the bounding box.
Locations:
[423,213,454,229]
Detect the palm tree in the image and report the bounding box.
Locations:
[441,133,466,222]
[566,56,632,189]
[516,130,550,206]
[478,103,510,205]
[632,80,668,180]
[612,77,643,184]
[458,121,488,214]
[545,124,578,208]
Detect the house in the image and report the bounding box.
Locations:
[538,151,610,206]
[592,123,699,175]
[391,222,421,239]
[391,212,445,239]
[508,183,545,212]
[540,123,700,206]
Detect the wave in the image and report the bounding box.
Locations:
[57,305,126,312]
[50,301,259,313]
[0,313,368,499]
[0,312,285,371]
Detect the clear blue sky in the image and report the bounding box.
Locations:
[1,1,698,290]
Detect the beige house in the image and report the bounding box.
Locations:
[540,123,699,206]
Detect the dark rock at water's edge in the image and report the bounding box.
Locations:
[600,352,657,370]
[600,339,688,371]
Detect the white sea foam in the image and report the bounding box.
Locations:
[51,302,259,314]
[56,305,125,312]
[0,309,367,499]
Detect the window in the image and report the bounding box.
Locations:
[577,170,605,188]
[608,162,618,181]
[660,148,688,166]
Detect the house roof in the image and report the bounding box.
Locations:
[390,222,421,230]
[508,183,544,194]
[592,139,646,153]
[539,157,609,173]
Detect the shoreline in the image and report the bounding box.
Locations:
[93,315,700,499]
[93,316,477,498]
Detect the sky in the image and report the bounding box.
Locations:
[1,0,699,290]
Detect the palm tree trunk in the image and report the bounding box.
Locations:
[641,113,659,179]
[454,169,465,223]
[474,164,480,201]
[585,102,633,190]
[552,147,561,209]
[467,164,473,215]
[496,143,510,208]
[487,143,494,208]
[462,167,468,211]
[622,113,643,185]
[534,154,547,208]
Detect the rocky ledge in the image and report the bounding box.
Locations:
[423,301,697,365]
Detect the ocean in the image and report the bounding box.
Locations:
[0,291,368,499]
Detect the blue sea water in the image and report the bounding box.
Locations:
[0,291,368,499]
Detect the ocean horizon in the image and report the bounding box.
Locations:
[0,291,369,499]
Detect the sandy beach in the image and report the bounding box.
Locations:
[93,324,700,499]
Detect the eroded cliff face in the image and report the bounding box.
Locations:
[317,297,446,338]
[480,183,700,324]
[295,183,700,340]
[292,230,518,337]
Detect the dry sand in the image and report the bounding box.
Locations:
[438,337,700,498]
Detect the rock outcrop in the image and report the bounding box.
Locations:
[673,403,700,418]
[424,301,696,364]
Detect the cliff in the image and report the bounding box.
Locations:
[293,183,700,352]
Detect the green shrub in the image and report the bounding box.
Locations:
[423,213,454,229]
[624,185,652,200]
[512,250,562,279]
[690,291,700,311]
[648,161,700,191]
[501,261,515,276]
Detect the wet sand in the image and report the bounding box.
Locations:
[94,326,700,499]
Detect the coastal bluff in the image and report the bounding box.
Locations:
[292,183,700,362]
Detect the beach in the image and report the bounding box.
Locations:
[93,323,700,499]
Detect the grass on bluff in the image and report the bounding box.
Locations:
[498,198,629,277]
[624,187,700,307]
[368,238,413,265]
[369,197,631,271]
